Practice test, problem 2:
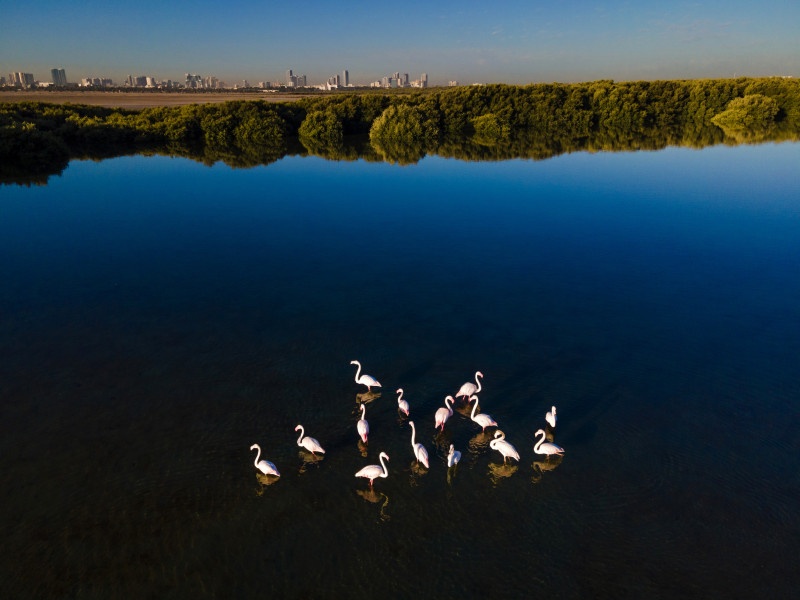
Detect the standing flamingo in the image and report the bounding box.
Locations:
[396,388,410,416]
[545,406,557,429]
[534,429,565,458]
[294,424,325,455]
[489,430,520,463]
[456,371,483,401]
[408,421,429,468]
[350,360,381,391]
[447,444,462,468]
[250,444,280,477]
[434,395,455,431]
[357,403,369,443]
[355,452,390,487]
[469,394,498,432]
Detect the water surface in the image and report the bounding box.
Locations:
[1,144,799,598]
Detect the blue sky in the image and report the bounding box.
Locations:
[2,0,798,86]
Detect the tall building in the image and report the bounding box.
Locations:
[421,73,428,88]
[10,72,35,87]
[50,68,67,86]
[285,69,306,88]
[185,73,204,88]
[342,69,349,86]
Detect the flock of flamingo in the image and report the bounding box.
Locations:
[250,360,565,487]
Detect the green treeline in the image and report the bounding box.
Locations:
[2,77,800,183]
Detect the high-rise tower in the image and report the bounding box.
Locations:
[50,68,67,86]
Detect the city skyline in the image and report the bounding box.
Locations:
[3,67,434,90]
[2,1,799,86]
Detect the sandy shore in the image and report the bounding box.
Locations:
[0,90,312,109]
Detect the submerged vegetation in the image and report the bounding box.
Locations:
[2,77,799,184]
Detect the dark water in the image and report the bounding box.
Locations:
[1,144,799,598]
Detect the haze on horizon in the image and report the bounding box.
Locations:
[2,0,798,86]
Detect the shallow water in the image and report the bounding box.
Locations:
[1,144,799,598]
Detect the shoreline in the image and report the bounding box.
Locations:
[0,90,313,109]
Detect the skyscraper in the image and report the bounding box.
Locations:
[13,72,35,87]
[342,70,349,86]
[50,68,67,86]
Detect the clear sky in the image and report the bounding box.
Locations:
[2,0,798,86]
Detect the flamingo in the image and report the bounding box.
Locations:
[469,394,498,432]
[408,420,429,468]
[396,388,410,416]
[434,395,455,431]
[294,424,325,455]
[355,452,390,487]
[456,371,483,401]
[250,444,280,477]
[534,428,565,458]
[489,430,520,463]
[447,444,462,468]
[357,403,369,443]
[545,406,557,429]
[350,360,381,391]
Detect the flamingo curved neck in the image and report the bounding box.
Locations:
[475,372,483,393]
[410,422,417,445]
[353,361,362,382]
[252,445,261,466]
[360,404,366,418]
[379,453,389,476]
[534,430,544,452]
[445,396,453,414]
[296,427,305,445]
[470,397,480,420]
[397,389,403,401]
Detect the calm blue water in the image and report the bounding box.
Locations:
[1,144,799,598]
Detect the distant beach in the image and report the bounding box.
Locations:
[0,90,310,109]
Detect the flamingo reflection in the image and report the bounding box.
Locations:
[468,430,494,454]
[531,455,563,484]
[255,472,281,491]
[297,449,325,474]
[488,461,518,484]
[356,390,381,404]
[355,488,391,521]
